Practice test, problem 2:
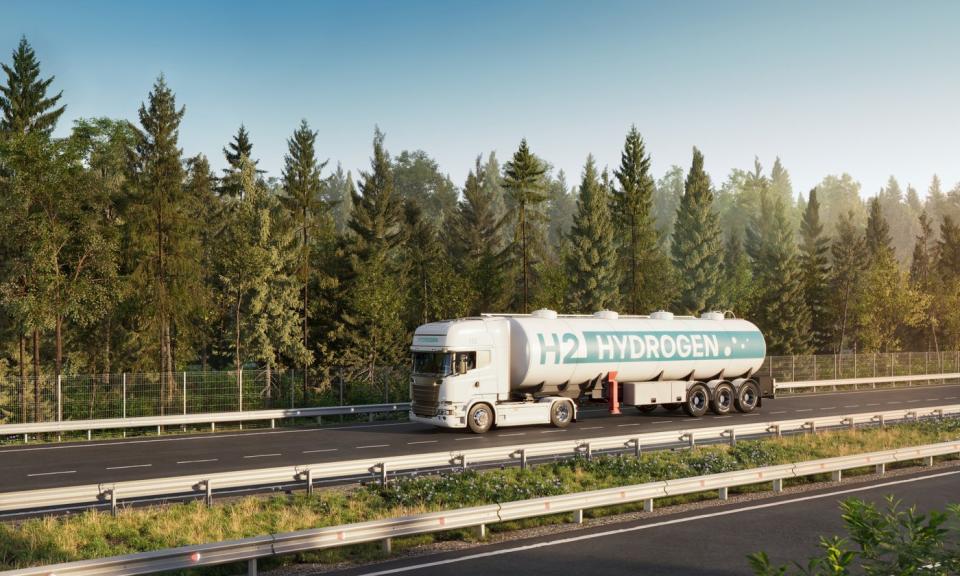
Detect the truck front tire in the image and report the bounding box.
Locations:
[467,403,494,433]
[550,400,574,428]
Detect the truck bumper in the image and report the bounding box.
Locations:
[409,411,467,429]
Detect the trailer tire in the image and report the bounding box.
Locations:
[735,380,760,413]
[550,400,574,428]
[710,382,735,415]
[682,383,710,417]
[467,403,494,433]
[636,405,658,413]
[662,403,682,412]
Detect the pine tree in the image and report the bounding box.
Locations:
[127,76,203,408]
[279,119,327,395]
[403,202,471,326]
[612,126,671,313]
[502,139,547,312]
[800,188,832,352]
[721,230,752,313]
[937,216,960,282]
[910,211,935,290]
[0,37,64,135]
[565,156,618,313]
[671,147,723,315]
[747,189,811,354]
[865,196,894,261]
[830,212,868,352]
[452,156,507,314]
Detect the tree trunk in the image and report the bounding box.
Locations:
[520,204,528,313]
[18,331,26,423]
[32,328,40,422]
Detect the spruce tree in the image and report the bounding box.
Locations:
[865,196,893,260]
[546,170,575,248]
[910,211,935,290]
[279,119,327,395]
[612,126,670,314]
[502,139,547,312]
[403,202,470,326]
[721,230,752,312]
[452,156,507,314]
[566,155,619,313]
[800,188,832,352]
[830,212,868,352]
[671,147,723,315]
[220,125,260,197]
[747,190,811,354]
[0,37,64,135]
[937,216,960,282]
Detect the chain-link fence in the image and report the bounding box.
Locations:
[2,352,958,425]
[0,366,410,425]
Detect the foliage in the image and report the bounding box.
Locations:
[501,139,547,313]
[800,188,832,352]
[566,155,619,312]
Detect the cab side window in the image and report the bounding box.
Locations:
[454,352,476,374]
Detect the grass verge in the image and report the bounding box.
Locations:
[2,417,959,572]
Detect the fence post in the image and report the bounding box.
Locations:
[239,370,243,413]
[56,374,62,422]
[791,355,796,382]
[182,372,187,416]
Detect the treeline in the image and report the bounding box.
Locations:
[2,37,960,394]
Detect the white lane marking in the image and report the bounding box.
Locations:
[769,411,787,414]
[712,416,732,419]
[302,449,338,454]
[27,470,76,477]
[406,441,438,445]
[243,453,282,458]
[455,437,483,441]
[579,426,604,430]
[106,464,152,470]
[497,433,526,437]
[819,406,837,410]
[617,423,642,427]
[887,401,902,404]
[540,430,567,433]
[926,398,940,401]
[177,458,218,464]
[651,420,674,424]
[0,421,419,454]
[355,445,390,449]
[355,470,960,576]
[742,413,762,416]
[794,409,813,412]
[866,403,881,406]
[946,396,958,400]
[907,400,920,403]
[842,405,860,408]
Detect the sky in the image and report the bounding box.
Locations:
[3,0,959,198]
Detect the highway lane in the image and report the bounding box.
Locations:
[1,384,959,492]
[328,467,960,576]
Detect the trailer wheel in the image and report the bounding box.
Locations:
[550,400,574,428]
[682,383,709,417]
[467,403,494,433]
[636,405,658,413]
[735,380,760,413]
[710,382,735,415]
[661,403,682,412]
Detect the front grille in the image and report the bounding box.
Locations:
[411,377,440,417]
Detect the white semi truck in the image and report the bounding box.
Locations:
[409,309,774,433]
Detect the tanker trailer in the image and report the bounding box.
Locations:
[409,309,773,433]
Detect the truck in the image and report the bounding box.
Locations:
[409,309,774,433]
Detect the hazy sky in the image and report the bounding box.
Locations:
[4,0,958,198]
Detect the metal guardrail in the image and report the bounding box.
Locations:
[0,403,410,438]
[6,439,960,576]
[2,403,959,514]
[2,371,958,439]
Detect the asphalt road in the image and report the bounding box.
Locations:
[327,468,960,576]
[2,384,959,492]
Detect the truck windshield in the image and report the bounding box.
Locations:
[412,352,451,376]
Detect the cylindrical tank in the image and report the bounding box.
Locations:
[508,309,765,396]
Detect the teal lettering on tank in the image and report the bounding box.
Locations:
[537,331,765,365]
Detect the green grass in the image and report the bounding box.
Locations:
[2,418,959,572]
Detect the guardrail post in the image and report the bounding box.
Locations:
[806,421,816,434]
[381,538,391,553]
[108,488,118,517]
[573,509,584,524]
[832,470,842,482]
[772,478,783,493]
[924,456,934,467]
[644,498,654,512]
[934,409,944,420]
[586,442,592,460]
[248,558,257,576]
[684,433,695,448]
[876,415,885,429]
[516,449,527,471]
[844,417,855,431]
[306,469,314,495]
[768,424,781,438]
[629,437,641,457]
[718,486,728,501]
[378,463,387,487]
[875,463,885,475]
[204,480,213,506]
[474,524,486,540]
[726,429,736,447]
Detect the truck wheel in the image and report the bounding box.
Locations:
[734,380,760,413]
[661,403,682,412]
[550,400,574,428]
[710,382,735,415]
[682,383,709,417]
[467,403,493,433]
[636,405,658,413]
